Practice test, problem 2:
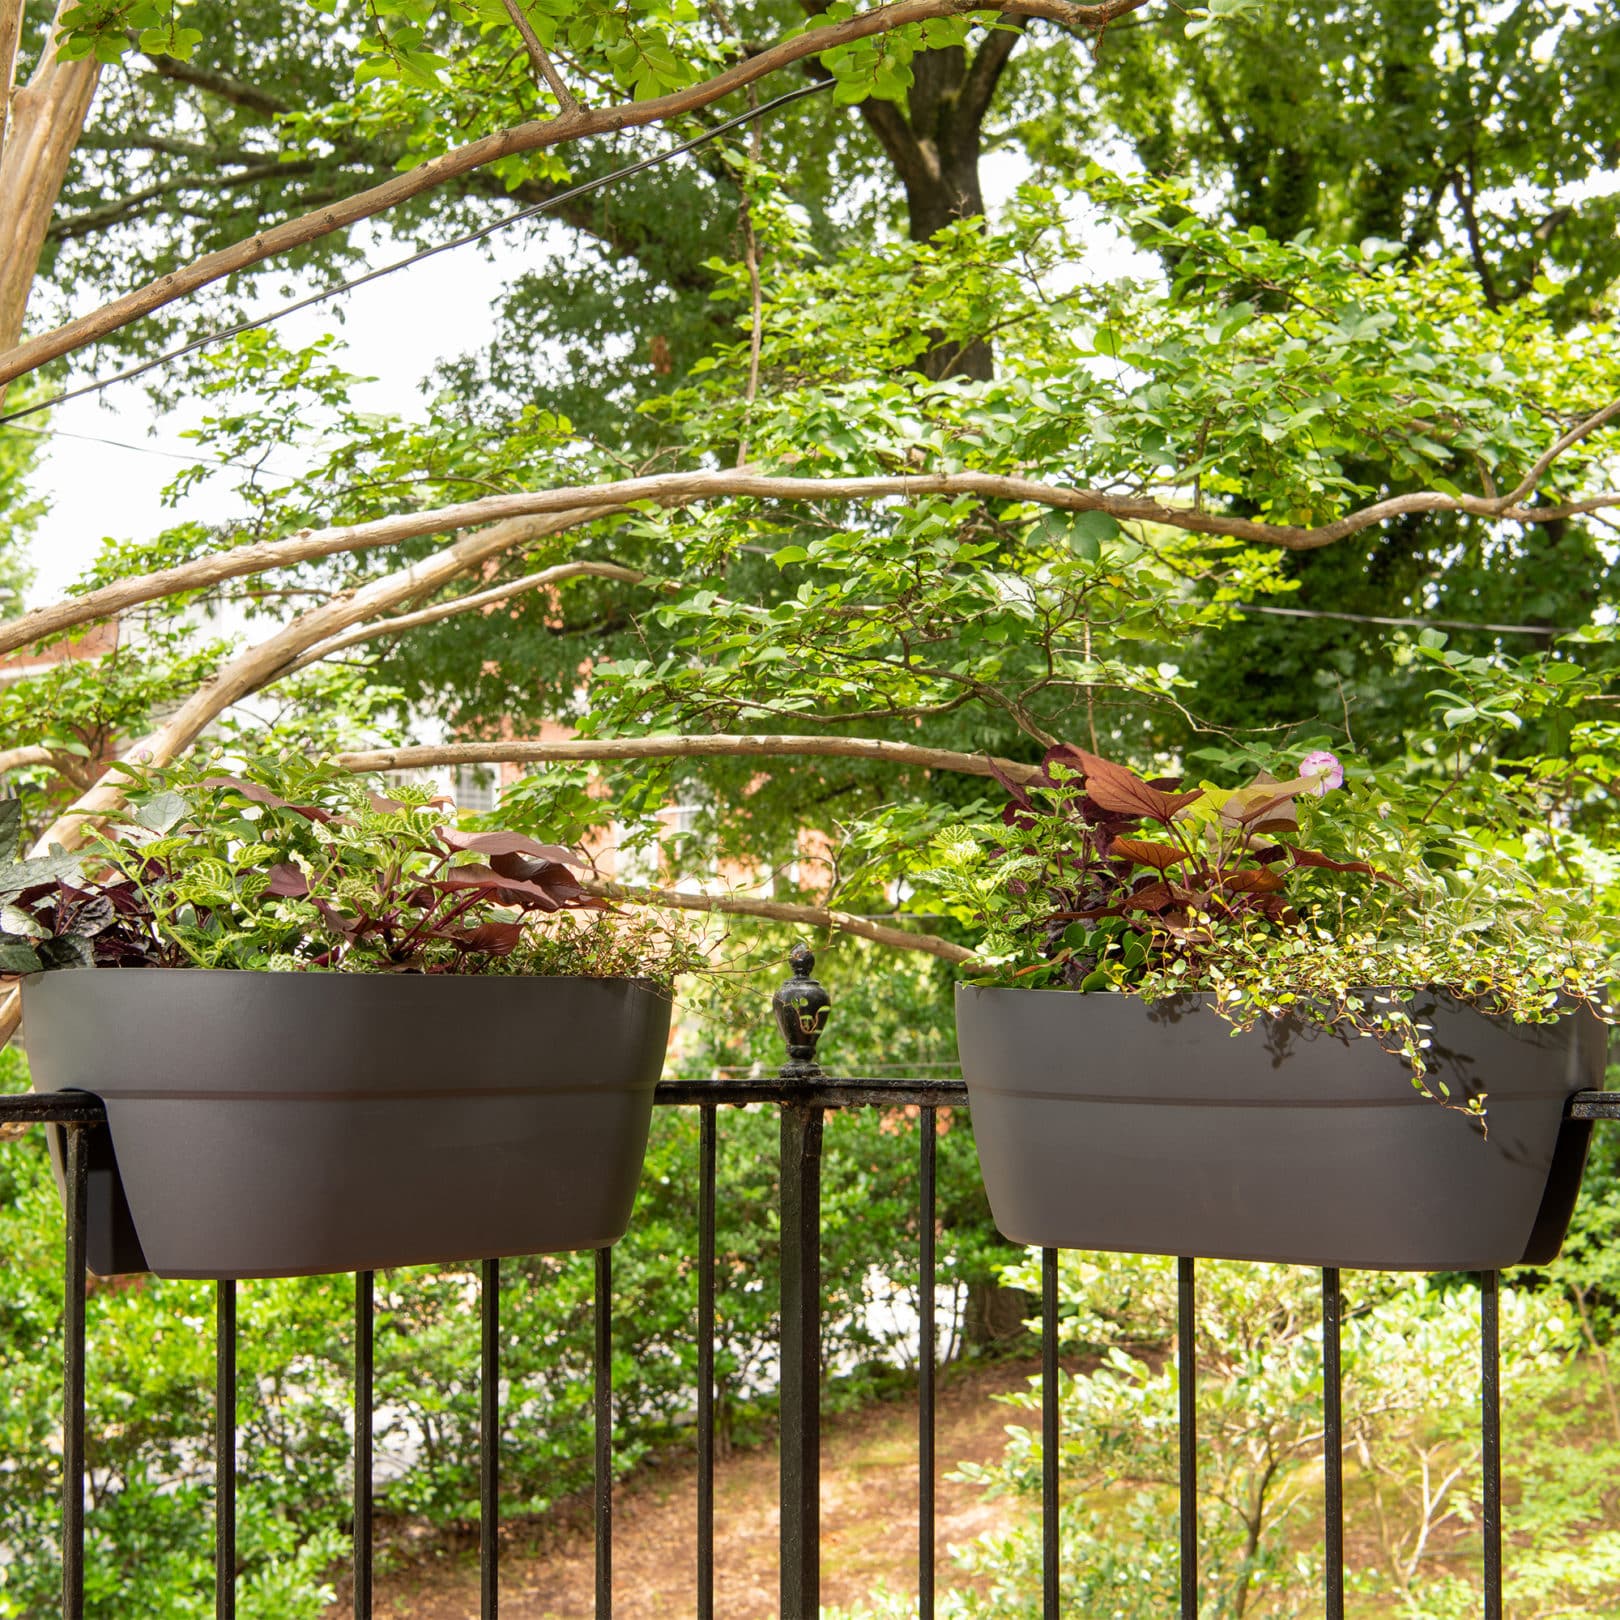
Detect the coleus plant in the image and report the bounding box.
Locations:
[977,742,1384,992]
[0,753,636,978]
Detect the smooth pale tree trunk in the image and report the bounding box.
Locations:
[0,0,99,362]
[0,1,99,1048]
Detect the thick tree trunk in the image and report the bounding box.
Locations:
[856,23,1025,380]
[0,1,99,364]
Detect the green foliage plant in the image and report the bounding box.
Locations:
[0,751,703,984]
[927,737,1615,1111]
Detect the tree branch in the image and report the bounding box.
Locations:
[0,0,24,167]
[1501,397,1620,510]
[579,875,979,961]
[277,558,650,676]
[335,733,1042,783]
[46,159,319,244]
[959,13,1026,129]
[0,0,1153,386]
[137,50,289,116]
[0,744,51,773]
[8,435,1618,659]
[29,508,609,852]
[500,0,582,114]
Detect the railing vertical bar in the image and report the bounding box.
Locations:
[1041,1246,1058,1620]
[697,1104,717,1620]
[779,1102,824,1620]
[1482,1270,1501,1620]
[481,1257,500,1620]
[354,1271,374,1620]
[216,1279,236,1620]
[1322,1267,1344,1620]
[61,1124,89,1620]
[596,1246,614,1620]
[919,1114,937,1620]
[1178,1257,1197,1620]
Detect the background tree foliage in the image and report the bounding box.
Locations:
[2,0,1620,1613]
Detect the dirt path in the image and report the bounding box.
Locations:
[353,1359,1038,1619]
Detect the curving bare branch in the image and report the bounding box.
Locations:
[579,875,978,962]
[336,732,1041,783]
[7,443,1619,659]
[0,744,51,773]
[278,559,650,677]
[29,508,608,852]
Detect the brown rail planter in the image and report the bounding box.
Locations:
[955,985,1607,1271]
[24,969,671,1279]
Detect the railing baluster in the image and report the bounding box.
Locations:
[596,1246,614,1619]
[216,1279,236,1620]
[1041,1246,1058,1620]
[1323,1268,1343,1620]
[62,1124,89,1620]
[354,1271,374,1620]
[919,1113,937,1620]
[481,1257,500,1620]
[779,1101,824,1620]
[1482,1270,1501,1620]
[697,1103,717,1620]
[1178,1257,1197,1620]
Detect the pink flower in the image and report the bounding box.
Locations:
[1299,750,1344,795]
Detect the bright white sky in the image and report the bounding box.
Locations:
[20,226,520,608]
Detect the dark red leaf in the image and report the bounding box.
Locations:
[487,850,584,895]
[262,863,310,898]
[1216,867,1287,894]
[985,754,1036,811]
[430,863,582,912]
[1110,838,1187,872]
[440,920,527,955]
[311,898,365,938]
[439,828,579,863]
[1070,748,1205,823]
[1121,880,1194,913]
[201,775,337,824]
[1283,846,1401,886]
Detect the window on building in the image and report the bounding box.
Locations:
[453,765,499,814]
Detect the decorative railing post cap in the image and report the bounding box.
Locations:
[772,941,831,1079]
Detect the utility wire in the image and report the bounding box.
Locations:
[1232,601,1576,637]
[0,77,836,429]
[4,419,297,478]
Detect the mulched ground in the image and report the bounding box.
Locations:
[335,1358,1039,1619]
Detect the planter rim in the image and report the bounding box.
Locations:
[955,982,1597,1018]
[22,965,667,990]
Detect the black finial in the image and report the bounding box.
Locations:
[772,942,831,1079]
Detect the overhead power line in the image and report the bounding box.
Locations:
[0,77,837,429]
[1233,601,1575,637]
[4,419,296,478]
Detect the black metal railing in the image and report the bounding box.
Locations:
[1,967,1616,1620]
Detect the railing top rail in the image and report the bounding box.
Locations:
[0,1093,109,1124]
[655,1077,967,1107]
[5,1084,1614,1124]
